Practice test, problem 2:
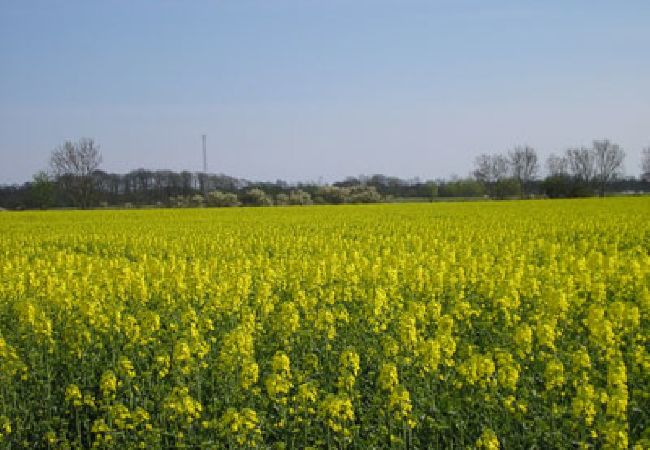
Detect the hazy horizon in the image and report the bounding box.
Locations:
[2,1,649,184]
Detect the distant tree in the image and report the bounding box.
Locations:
[49,138,102,208]
[439,178,485,197]
[541,175,572,198]
[206,191,240,207]
[494,177,521,199]
[275,193,290,206]
[180,171,193,195]
[348,185,382,203]
[241,188,273,206]
[473,154,493,187]
[640,147,650,182]
[473,153,509,198]
[428,181,438,200]
[169,195,189,208]
[508,146,538,198]
[313,185,379,204]
[191,194,205,207]
[133,168,152,193]
[542,153,573,198]
[546,153,569,177]
[288,189,313,205]
[592,139,625,197]
[315,186,348,204]
[29,171,56,209]
[565,147,595,185]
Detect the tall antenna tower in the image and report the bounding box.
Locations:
[202,134,207,173]
[201,134,208,196]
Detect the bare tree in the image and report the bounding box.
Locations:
[50,138,102,208]
[546,153,569,176]
[592,139,625,197]
[641,147,650,181]
[493,154,510,180]
[473,154,508,182]
[565,147,595,184]
[509,145,538,198]
[473,153,510,198]
[472,154,493,186]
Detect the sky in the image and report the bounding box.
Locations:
[1,0,649,184]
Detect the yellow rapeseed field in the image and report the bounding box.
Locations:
[0,198,648,449]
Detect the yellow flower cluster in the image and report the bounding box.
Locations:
[475,427,500,450]
[320,393,354,435]
[216,407,261,447]
[163,387,202,424]
[265,351,293,404]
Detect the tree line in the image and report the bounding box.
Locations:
[473,140,635,199]
[1,138,649,209]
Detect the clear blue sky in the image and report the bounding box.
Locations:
[1,0,649,184]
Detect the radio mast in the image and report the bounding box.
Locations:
[202,134,207,173]
[201,134,207,195]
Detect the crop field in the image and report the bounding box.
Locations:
[0,198,648,449]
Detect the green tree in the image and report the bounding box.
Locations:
[428,181,438,201]
[241,188,273,206]
[30,171,55,209]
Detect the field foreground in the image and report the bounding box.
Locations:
[0,199,649,448]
